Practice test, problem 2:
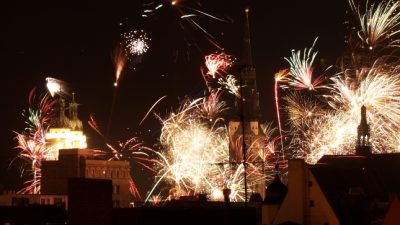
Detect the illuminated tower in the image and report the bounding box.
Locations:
[356,105,371,155]
[45,94,87,160]
[228,7,265,201]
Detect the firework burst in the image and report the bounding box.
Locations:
[285,56,400,163]
[122,30,150,56]
[218,75,241,98]
[88,114,156,200]
[14,88,57,194]
[203,52,233,79]
[284,38,327,90]
[349,0,400,50]
[278,1,400,163]
[147,92,276,202]
[147,98,229,201]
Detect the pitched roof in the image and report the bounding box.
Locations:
[309,153,400,223]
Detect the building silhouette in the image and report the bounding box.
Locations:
[41,148,132,208]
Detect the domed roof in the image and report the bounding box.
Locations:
[264,174,287,204]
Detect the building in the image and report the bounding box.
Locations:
[41,148,132,208]
[0,191,67,209]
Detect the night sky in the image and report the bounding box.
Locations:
[0,0,347,193]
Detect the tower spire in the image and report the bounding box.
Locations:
[356,105,371,155]
[235,6,261,121]
[242,7,253,66]
[228,6,265,204]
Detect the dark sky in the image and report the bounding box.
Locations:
[0,0,347,193]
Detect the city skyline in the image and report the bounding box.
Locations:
[1,0,347,193]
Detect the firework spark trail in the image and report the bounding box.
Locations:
[180,5,228,23]
[122,30,150,56]
[274,69,289,159]
[174,2,227,50]
[142,1,226,52]
[139,95,168,126]
[284,38,328,90]
[112,46,128,87]
[349,0,400,50]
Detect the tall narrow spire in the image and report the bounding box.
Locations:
[242,7,253,66]
[228,6,265,203]
[235,6,261,121]
[356,105,371,155]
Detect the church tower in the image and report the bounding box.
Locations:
[356,105,371,155]
[228,7,265,200]
[228,7,262,139]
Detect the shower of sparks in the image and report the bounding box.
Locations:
[218,75,241,98]
[284,55,400,164]
[204,53,233,79]
[146,94,276,202]
[277,1,400,164]
[14,88,57,194]
[112,46,128,87]
[284,92,326,129]
[122,30,150,56]
[349,0,400,50]
[284,38,327,91]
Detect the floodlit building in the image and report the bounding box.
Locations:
[45,93,87,160]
